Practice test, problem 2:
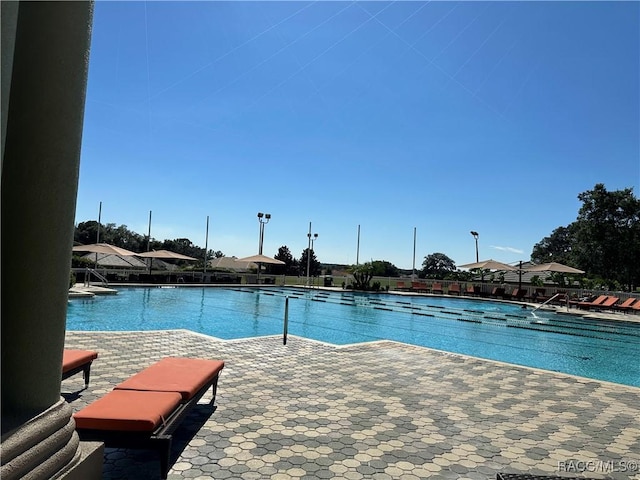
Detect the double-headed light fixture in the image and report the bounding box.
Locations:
[470,230,479,262]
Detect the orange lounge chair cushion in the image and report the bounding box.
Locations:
[74,390,182,432]
[600,296,619,307]
[115,357,225,401]
[62,349,98,373]
[578,295,608,306]
[616,298,637,309]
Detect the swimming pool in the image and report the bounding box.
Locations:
[66,286,640,387]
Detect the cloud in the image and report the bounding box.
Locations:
[491,245,524,254]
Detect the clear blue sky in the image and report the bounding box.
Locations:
[76,1,639,270]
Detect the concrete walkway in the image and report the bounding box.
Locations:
[63,331,640,480]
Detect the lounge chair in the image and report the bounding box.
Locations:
[447,284,461,295]
[74,357,225,479]
[396,281,408,291]
[501,288,516,300]
[490,287,506,298]
[62,349,98,388]
[549,292,568,306]
[511,288,527,301]
[531,288,551,302]
[431,283,444,294]
[411,281,428,293]
[629,301,640,314]
[612,297,638,313]
[592,296,620,311]
[576,294,609,310]
[464,285,479,296]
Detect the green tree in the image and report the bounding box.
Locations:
[370,260,399,277]
[272,245,298,275]
[531,226,574,265]
[531,184,640,290]
[421,253,456,279]
[299,248,320,276]
[161,238,209,269]
[348,262,375,290]
[74,220,101,245]
[572,184,640,290]
[75,221,146,251]
[74,220,218,270]
[107,223,145,250]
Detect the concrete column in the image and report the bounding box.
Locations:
[1,2,99,478]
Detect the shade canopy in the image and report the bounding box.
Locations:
[457,259,518,271]
[81,252,147,269]
[525,262,585,274]
[138,250,198,261]
[235,254,285,265]
[72,242,138,257]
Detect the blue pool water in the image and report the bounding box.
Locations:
[66,286,640,387]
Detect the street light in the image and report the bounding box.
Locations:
[470,231,479,262]
[310,233,318,286]
[306,226,318,287]
[470,230,483,284]
[257,212,271,283]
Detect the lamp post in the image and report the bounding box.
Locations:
[470,230,482,283]
[412,227,417,280]
[310,233,318,287]
[470,231,479,262]
[305,223,317,287]
[257,212,271,283]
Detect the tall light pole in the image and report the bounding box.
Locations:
[305,222,317,287]
[470,231,479,262]
[257,212,271,283]
[412,227,417,280]
[94,201,102,272]
[356,224,360,265]
[310,233,318,286]
[470,230,482,283]
[147,210,152,252]
[96,201,102,244]
[147,210,153,274]
[204,215,209,277]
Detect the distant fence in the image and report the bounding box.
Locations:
[72,268,639,302]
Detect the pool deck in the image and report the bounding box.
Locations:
[64,330,640,480]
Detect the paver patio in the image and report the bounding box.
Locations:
[63,330,640,480]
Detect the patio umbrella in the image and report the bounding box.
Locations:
[73,243,140,286]
[81,252,147,269]
[235,254,285,284]
[138,249,198,274]
[457,259,518,271]
[138,250,198,261]
[72,242,138,256]
[525,262,585,274]
[235,254,285,265]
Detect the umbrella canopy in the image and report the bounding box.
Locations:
[81,252,147,269]
[72,242,138,256]
[235,254,285,265]
[525,262,585,274]
[209,256,255,271]
[457,259,518,271]
[138,250,198,261]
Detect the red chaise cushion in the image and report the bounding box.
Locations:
[74,390,182,432]
[115,357,225,401]
[62,349,98,373]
